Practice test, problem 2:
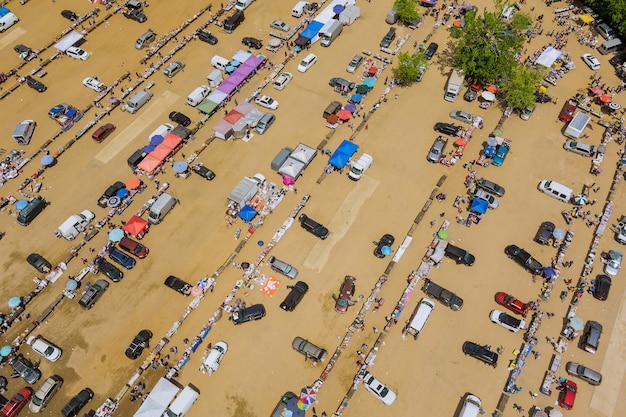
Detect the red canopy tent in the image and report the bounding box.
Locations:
[123,215,149,239]
[161,133,183,150]
[224,110,244,124]
[137,154,162,173]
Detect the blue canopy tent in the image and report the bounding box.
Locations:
[238,205,258,222]
[470,198,488,214]
[329,140,359,169]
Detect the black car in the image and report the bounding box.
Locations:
[425,42,439,60]
[434,122,462,137]
[97,181,125,208]
[14,44,33,58]
[593,274,611,301]
[95,257,123,282]
[380,27,396,48]
[373,234,395,258]
[27,253,52,274]
[191,163,216,180]
[197,30,218,45]
[124,9,147,23]
[61,10,80,21]
[535,92,552,103]
[164,275,192,296]
[242,37,263,49]
[61,388,93,417]
[280,281,309,312]
[505,244,543,274]
[462,341,499,367]
[609,52,626,68]
[125,329,153,359]
[25,75,46,93]
[534,221,555,245]
[298,214,329,240]
[168,111,191,127]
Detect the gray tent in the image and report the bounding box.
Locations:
[278,157,306,179]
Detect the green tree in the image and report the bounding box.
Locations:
[500,64,545,109]
[394,0,420,26]
[392,51,428,85]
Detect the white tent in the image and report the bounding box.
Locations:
[53,31,84,52]
[278,157,306,179]
[290,143,317,165]
[133,378,180,417]
[536,46,562,68]
[340,5,360,25]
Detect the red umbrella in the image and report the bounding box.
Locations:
[455,138,467,146]
[327,114,339,124]
[368,67,378,75]
[125,177,141,190]
[485,84,497,93]
[599,94,611,103]
[337,109,352,120]
[590,86,602,95]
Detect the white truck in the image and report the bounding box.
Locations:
[54,210,95,240]
[319,20,343,47]
[228,174,265,208]
[564,111,591,139]
[444,68,465,102]
[348,153,374,180]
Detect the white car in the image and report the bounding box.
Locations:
[490,310,526,332]
[255,95,279,110]
[273,72,293,91]
[202,341,228,375]
[270,19,290,32]
[27,335,62,362]
[472,189,499,209]
[604,249,622,277]
[363,372,396,405]
[582,53,601,71]
[297,53,318,73]
[82,77,105,92]
[66,46,90,61]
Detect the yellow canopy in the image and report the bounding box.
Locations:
[579,14,594,24]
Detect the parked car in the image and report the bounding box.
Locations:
[380,27,396,48]
[26,335,62,362]
[558,379,577,410]
[495,292,530,316]
[434,122,462,136]
[61,388,93,417]
[346,54,364,73]
[505,244,543,274]
[10,354,41,385]
[25,75,46,92]
[422,278,463,311]
[566,362,602,385]
[472,189,499,209]
[535,92,552,103]
[125,329,153,359]
[280,281,309,312]
[559,99,578,122]
[373,233,394,258]
[603,249,622,276]
[476,178,506,196]
[273,72,293,90]
[449,110,474,124]
[29,375,63,413]
[582,53,601,71]
[61,10,79,20]
[191,163,216,180]
[168,111,191,126]
[291,337,327,362]
[564,140,597,157]
[232,304,266,324]
[425,42,438,60]
[329,77,356,91]
[427,136,448,163]
[297,53,318,72]
[108,248,136,269]
[298,214,329,239]
[202,341,228,374]
[268,256,298,279]
[334,276,356,314]
[363,372,396,405]
[462,341,498,367]
[1,387,33,417]
[124,8,147,22]
[581,320,602,353]
[593,274,611,301]
[597,22,616,40]
[255,95,279,110]
[91,123,116,143]
[66,46,90,60]
[164,275,192,296]
[489,310,526,332]
[118,236,149,259]
[82,77,105,92]
[534,221,555,245]
[270,392,298,417]
[520,103,535,120]
[242,36,262,49]
[162,61,185,77]
[95,257,123,282]
[270,19,290,32]
[27,253,51,274]
[197,30,218,44]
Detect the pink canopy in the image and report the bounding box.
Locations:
[224,110,244,124]
[161,132,183,150]
[137,154,162,173]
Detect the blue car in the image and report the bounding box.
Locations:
[109,248,136,270]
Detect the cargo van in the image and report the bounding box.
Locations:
[78,279,109,309]
[119,236,149,258]
[17,197,46,226]
[319,20,343,47]
[385,7,398,24]
[187,85,210,107]
[235,0,253,11]
[255,113,276,134]
[127,149,148,169]
[164,385,200,417]
[135,29,156,49]
[125,90,153,114]
[292,1,309,18]
[148,193,177,224]
[598,38,624,55]
[459,393,482,417]
[211,55,230,71]
[224,10,245,33]
[404,298,435,340]
[538,180,573,203]
[12,120,36,145]
[0,12,18,32]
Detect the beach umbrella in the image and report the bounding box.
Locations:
[108,96,118,103]
[363,77,376,88]
[345,103,357,113]
[143,144,156,153]
[485,84,497,93]
[356,84,369,94]
[590,86,602,95]
[381,246,393,256]
[115,188,129,198]
[40,155,55,166]
[150,135,163,146]
[569,316,584,331]
[225,65,235,73]
[542,267,557,278]
[455,138,467,146]
[173,162,188,174]
[126,177,141,190]
[534,411,548,417]
[492,129,503,136]
[486,137,498,146]
[0,346,11,357]
[8,297,21,309]
[481,91,496,101]
[350,94,363,103]
[107,196,121,207]
[327,114,339,124]
[66,279,78,290]
[453,20,462,27]
[368,67,378,75]
[299,387,316,408]
[609,102,621,111]
[553,228,566,240]
[15,200,28,210]
[549,409,564,417]
[191,286,203,297]
[599,94,611,103]
[337,109,352,120]
[108,228,124,242]
[437,230,449,239]
[483,146,496,157]
[573,195,587,205]
[268,38,281,48]
[333,4,344,14]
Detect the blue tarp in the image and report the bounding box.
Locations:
[300,20,325,40]
[238,205,258,222]
[329,140,359,169]
[470,198,488,214]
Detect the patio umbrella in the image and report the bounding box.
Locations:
[483,146,496,157]
[350,94,363,103]
[173,162,188,174]
[66,279,78,290]
[356,84,369,94]
[15,200,28,210]
[191,286,204,297]
[40,155,55,166]
[599,94,611,103]
[337,109,352,120]
[333,4,344,14]
[590,86,602,95]
[553,228,566,240]
[549,409,564,417]
[381,246,393,256]
[150,135,164,146]
[455,138,467,146]
[486,137,498,146]
[534,411,548,417]
[492,129,503,136]
[116,188,129,198]
[609,102,621,110]
[327,114,339,124]
[345,103,357,113]
[143,144,156,153]
[481,91,496,101]
[569,316,584,331]
[8,296,21,309]
[437,230,449,239]
[485,84,497,93]
[108,228,125,242]
[299,387,316,409]
[574,195,587,205]
[225,65,235,73]
[542,267,557,278]
[268,38,281,48]
[363,77,376,88]
[126,177,141,189]
[368,67,378,75]
[0,346,12,357]
[107,196,121,207]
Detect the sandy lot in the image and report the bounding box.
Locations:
[0,0,625,417]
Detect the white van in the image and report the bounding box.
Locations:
[187,85,210,107]
[459,393,482,417]
[538,180,573,203]
[12,120,36,145]
[125,90,153,114]
[149,123,174,140]
[292,1,309,17]
[598,38,624,55]
[164,385,200,417]
[235,0,253,11]
[404,298,435,340]
[0,12,19,32]
[148,193,177,224]
[211,55,230,71]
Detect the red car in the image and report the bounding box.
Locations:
[558,379,577,410]
[334,276,356,314]
[92,123,116,143]
[1,387,33,417]
[495,292,530,316]
[558,99,578,122]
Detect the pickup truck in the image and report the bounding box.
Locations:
[421,278,463,311]
[492,138,511,166]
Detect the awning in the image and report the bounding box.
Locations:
[579,13,594,24]
[53,31,84,52]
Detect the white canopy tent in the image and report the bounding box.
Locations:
[53,31,84,52]
[536,46,562,68]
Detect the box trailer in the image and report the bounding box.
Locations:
[444,68,465,102]
[564,111,591,139]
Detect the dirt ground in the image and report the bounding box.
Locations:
[0,0,625,416]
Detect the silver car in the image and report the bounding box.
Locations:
[268,255,298,279]
[427,136,448,163]
[449,110,474,124]
[564,140,597,157]
[604,249,622,276]
[476,178,506,196]
[346,54,364,73]
[270,19,290,32]
[566,362,602,385]
[162,61,185,78]
[30,375,63,412]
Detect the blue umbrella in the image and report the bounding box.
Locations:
[553,228,566,240]
[150,135,164,146]
[15,200,28,210]
[0,346,12,357]
[66,279,78,290]
[543,267,557,278]
[143,144,156,153]
[333,4,344,14]
[350,94,362,103]
[116,188,129,198]
[363,77,376,88]
[381,246,393,256]
[483,146,496,157]
[486,137,499,146]
[173,162,188,174]
[230,60,241,67]
[108,228,124,242]
[225,65,235,73]
[345,103,357,113]
[238,205,258,221]
[40,155,55,166]
[8,296,21,309]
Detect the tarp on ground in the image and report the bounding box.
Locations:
[290,143,317,165]
[329,140,359,169]
[232,50,253,64]
[137,154,162,173]
[160,132,183,151]
[536,46,562,68]
[224,109,245,124]
[340,5,360,25]
[300,20,325,40]
[133,377,180,417]
[278,157,306,179]
[470,198,489,214]
[235,101,255,115]
[53,31,84,52]
[213,119,234,141]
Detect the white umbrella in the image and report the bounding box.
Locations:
[550,409,564,417]
[574,195,587,205]
[481,91,496,101]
